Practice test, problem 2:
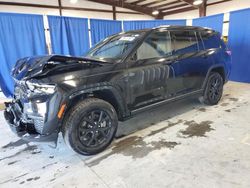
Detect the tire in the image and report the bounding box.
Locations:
[62,98,118,155]
[200,72,224,105]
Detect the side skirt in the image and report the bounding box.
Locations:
[131,89,203,115]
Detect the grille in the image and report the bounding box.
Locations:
[34,119,44,134]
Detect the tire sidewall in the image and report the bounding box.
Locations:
[64,99,118,155]
[204,72,224,105]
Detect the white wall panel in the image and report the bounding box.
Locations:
[62,10,113,19]
[164,10,199,19]
[0,5,60,15]
[117,13,153,20]
[2,0,58,6]
[61,0,112,10]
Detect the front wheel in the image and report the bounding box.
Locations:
[200,72,224,105]
[62,98,118,155]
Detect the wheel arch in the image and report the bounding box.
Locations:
[63,85,130,122]
[202,65,226,89]
[211,66,226,82]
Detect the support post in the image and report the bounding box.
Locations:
[199,0,207,17]
[112,6,116,20]
[58,0,62,16]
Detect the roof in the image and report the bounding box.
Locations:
[153,25,215,31]
[124,25,216,33]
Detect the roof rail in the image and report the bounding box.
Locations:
[152,25,171,29]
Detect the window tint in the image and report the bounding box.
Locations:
[196,32,205,50]
[136,31,172,60]
[201,31,222,49]
[171,31,199,54]
[86,32,143,61]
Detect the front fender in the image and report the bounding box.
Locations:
[63,82,130,121]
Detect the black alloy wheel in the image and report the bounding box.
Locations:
[201,72,224,105]
[63,98,118,155]
[77,110,113,148]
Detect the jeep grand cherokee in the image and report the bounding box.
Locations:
[4,26,231,155]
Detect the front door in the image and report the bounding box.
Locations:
[126,30,174,109]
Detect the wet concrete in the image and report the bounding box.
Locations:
[221,102,229,106]
[198,108,206,112]
[179,120,214,138]
[229,97,239,102]
[0,145,39,162]
[147,120,183,137]
[2,139,29,149]
[87,136,180,167]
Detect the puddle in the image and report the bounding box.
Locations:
[87,136,179,167]
[179,120,214,138]
[198,108,206,112]
[229,98,238,102]
[26,177,40,182]
[86,119,184,166]
[0,145,39,161]
[7,160,19,165]
[148,120,183,137]
[2,139,29,149]
[221,103,229,107]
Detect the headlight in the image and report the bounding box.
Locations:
[26,81,56,94]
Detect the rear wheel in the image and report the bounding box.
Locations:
[62,98,118,155]
[200,72,224,105]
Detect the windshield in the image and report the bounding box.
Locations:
[85,32,145,62]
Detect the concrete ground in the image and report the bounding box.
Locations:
[0,81,250,188]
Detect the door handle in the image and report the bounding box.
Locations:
[202,54,208,59]
[163,60,173,65]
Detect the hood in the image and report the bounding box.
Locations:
[11,55,107,81]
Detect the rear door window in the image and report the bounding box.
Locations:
[171,30,199,54]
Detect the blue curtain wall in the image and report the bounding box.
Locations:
[192,14,224,34]
[48,16,90,56]
[228,8,250,83]
[0,13,47,97]
[123,19,186,31]
[90,19,122,46]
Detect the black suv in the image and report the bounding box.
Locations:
[4,26,231,155]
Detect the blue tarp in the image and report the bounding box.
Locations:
[48,16,90,56]
[0,13,47,97]
[90,19,122,45]
[123,19,186,31]
[228,8,250,83]
[192,14,224,33]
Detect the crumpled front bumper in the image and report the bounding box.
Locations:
[4,101,59,142]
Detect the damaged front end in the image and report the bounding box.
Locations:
[4,54,107,143]
[4,55,70,143]
[4,80,61,143]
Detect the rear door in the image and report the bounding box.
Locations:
[167,30,211,95]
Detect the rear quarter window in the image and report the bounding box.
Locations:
[201,31,224,49]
